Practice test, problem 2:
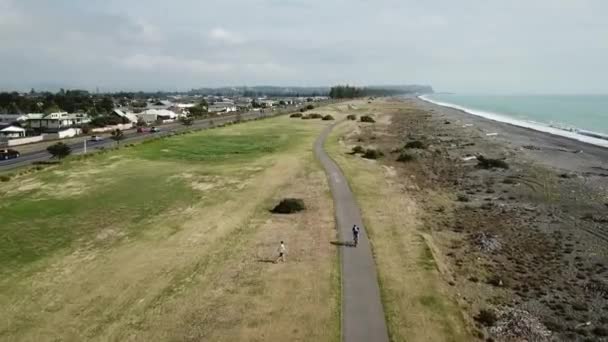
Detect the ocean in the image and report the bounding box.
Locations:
[420,94,608,148]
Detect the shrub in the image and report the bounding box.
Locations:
[0,175,11,182]
[47,142,71,159]
[322,115,335,121]
[301,115,311,120]
[457,194,470,202]
[475,309,498,327]
[404,140,426,149]
[396,152,415,162]
[477,156,509,169]
[271,198,306,214]
[362,148,383,159]
[352,145,365,154]
[299,108,306,113]
[309,113,323,119]
[306,104,315,110]
[290,113,303,118]
[593,327,608,337]
[32,161,60,165]
[360,115,375,123]
[347,114,357,120]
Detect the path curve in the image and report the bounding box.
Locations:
[314,121,389,342]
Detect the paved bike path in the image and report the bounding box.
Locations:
[314,122,389,342]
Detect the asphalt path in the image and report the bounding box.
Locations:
[0,109,280,172]
[314,121,389,342]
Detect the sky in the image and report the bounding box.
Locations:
[1,0,607,93]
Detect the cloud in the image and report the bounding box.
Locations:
[0,0,607,92]
[119,54,233,74]
[208,27,244,45]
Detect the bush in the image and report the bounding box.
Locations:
[322,115,334,121]
[301,115,311,120]
[47,142,72,159]
[404,140,426,149]
[309,113,323,119]
[477,156,509,169]
[360,115,375,123]
[299,108,306,113]
[306,104,315,110]
[32,161,61,165]
[362,148,383,159]
[396,152,415,162]
[271,198,306,214]
[347,114,357,120]
[475,309,498,327]
[0,175,11,182]
[290,113,303,118]
[352,145,365,154]
[593,327,608,337]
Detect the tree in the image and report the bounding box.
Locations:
[98,97,114,113]
[111,129,125,146]
[181,116,194,126]
[47,142,71,159]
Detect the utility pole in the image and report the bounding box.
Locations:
[83,138,87,154]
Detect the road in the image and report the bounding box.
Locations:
[314,121,390,342]
[0,109,280,172]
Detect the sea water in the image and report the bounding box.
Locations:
[420,94,608,148]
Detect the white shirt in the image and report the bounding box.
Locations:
[278,243,286,253]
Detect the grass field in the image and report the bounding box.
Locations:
[0,115,340,341]
[325,101,471,342]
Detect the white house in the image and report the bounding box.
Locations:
[0,125,26,138]
[137,109,179,123]
[0,113,29,124]
[111,109,138,124]
[27,112,91,131]
[208,102,237,113]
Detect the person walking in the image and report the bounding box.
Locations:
[275,241,286,263]
[352,225,360,247]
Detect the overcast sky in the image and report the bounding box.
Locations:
[1,0,607,93]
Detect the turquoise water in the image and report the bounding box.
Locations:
[421,94,608,146]
[425,94,608,134]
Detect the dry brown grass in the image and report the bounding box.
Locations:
[326,100,471,342]
[0,115,340,341]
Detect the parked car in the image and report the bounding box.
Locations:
[89,135,103,141]
[0,149,20,160]
[136,127,147,133]
[150,127,160,133]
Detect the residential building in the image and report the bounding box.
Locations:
[208,102,237,113]
[27,112,91,132]
[110,109,138,124]
[137,109,179,123]
[0,125,26,138]
[0,113,29,124]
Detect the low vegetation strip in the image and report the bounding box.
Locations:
[325,100,470,341]
[0,115,339,341]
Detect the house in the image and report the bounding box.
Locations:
[0,113,29,124]
[0,125,26,138]
[27,112,91,132]
[236,101,252,111]
[260,100,274,108]
[208,102,237,113]
[137,109,179,123]
[110,109,138,124]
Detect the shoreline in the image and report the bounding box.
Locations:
[417,95,608,149]
[411,97,608,176]
[357,98,608,340]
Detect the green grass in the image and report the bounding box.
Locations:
[0,117,319,277]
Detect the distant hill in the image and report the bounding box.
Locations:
[188,85,433,97]
[366,85,434,94]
